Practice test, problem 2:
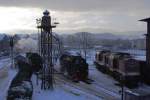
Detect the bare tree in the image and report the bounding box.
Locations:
[78,32,92,60]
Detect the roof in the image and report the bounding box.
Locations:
[139,17,150,22]
[63,51,81,57]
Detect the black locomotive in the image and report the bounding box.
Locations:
[7,53,43,100]
[26,52,43,73]
[59,52,89,83]
[7,55,33,100]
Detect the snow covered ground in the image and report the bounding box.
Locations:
[32,75,101,100]
[0,55,102,100]
[86,50,121,99]
[0,58,17,100]
[0,58,11,69]
[32,49,121,100]
[53,49,121,99]
[0,49,146,100]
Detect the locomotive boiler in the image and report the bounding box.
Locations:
[59,52,89,83]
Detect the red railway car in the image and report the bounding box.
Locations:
[95,50,140,88]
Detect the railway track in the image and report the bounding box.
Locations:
[55,75,103,99]
[0,55,10,60]
[54,74,121,100]
[92,82,120,98]
[55,78,101,100]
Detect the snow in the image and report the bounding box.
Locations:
[0,58,10,69]
[134,55,146,61]
[11,86,27,94]
[0,49,147,100]
[10,81,32,94]
[22,81,33,92]
[1,55,102,100]
[0,57,18,100]
[85,50,121,98]
[0,64,17,100]
[33,86,99,100]
[89,67,121,98]
[32,75,101,100]
[54,49,121,99]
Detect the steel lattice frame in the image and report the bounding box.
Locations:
[40,29,53,89]
[36,13,61,90]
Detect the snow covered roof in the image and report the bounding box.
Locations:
[63,51,81,56]
[134,55,146,61]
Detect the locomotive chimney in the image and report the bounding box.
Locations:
[139,17,150,82]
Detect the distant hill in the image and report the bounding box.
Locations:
[92,33,121,40]
[74,32,145,40]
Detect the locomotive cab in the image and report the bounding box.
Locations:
[59,52,89,82]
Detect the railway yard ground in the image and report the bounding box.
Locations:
[0,50,150,100]
[0,52,123,100]
[0,58,17,100]
[32,50,122,100]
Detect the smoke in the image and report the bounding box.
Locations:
[15,37,38,53]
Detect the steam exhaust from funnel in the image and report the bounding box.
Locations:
[15,38,38,53]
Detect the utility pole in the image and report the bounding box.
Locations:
[80,32,88,60]
[36,10,59,90]
[9,36,14,68]
[83,32,87,60]
[120,76,124,100]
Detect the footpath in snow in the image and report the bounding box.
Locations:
[0,58,17,100]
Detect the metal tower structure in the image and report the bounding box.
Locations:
[36,10,59,89]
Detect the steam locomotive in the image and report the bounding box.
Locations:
[95,50,140,88]
[59,52,89,83]
[7,55,33,100]
[7,53,43,100]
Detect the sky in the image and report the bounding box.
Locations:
[0,0,149,34]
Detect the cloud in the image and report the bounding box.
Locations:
[0,7,43,34]
[0,0,149,34]
[0,0,149,13]
[53,11,147,33]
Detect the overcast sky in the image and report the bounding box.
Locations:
[0,0,149,34]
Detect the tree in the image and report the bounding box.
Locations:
[77,32,93,60]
